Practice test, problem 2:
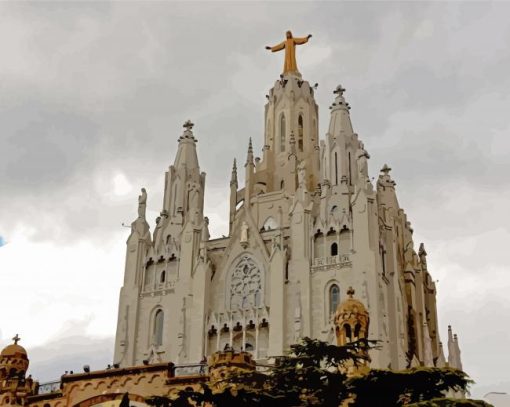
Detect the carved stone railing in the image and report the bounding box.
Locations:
[37,380,61,395]
[312,254,351,272]
[142,279,177,296]
[173,363,208,377]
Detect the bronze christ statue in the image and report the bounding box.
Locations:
[266,31,312,75]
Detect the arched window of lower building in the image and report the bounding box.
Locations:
[160,270,166,283]
[329,284,340,316]
[153,309,164,346]
[344,324,352,342]
[331,242,338,256]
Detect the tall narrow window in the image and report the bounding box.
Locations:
[280,114,286,153]
[380,244,387,277]
[160,270,166,283]
[331,243,338,256]
[153,310,164,346]
[298,115,304,152]
[329,284,340,315]
[334,152,338,185]
[348,152,352,185]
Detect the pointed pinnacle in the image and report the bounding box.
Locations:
[245,138,254,165]
[231,158,238,185]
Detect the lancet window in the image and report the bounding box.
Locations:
[298,115,304,152]
[229,255,263,310]
[329,284,340,316]
[280,114,286,152]
[153,309,164,346]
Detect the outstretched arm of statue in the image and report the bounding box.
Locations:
[293,35,312,45]
[266,41,285,52]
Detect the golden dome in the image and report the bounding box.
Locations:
[335,287,368,316]
[1,343,28,359]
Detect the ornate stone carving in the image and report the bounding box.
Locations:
[138,188,147,219]
[240,221,249,248]
[229,255,262,310]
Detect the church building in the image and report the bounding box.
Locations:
[113,31,460,371]
[0,32,463,407]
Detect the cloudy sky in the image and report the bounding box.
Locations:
[0,1,509,398]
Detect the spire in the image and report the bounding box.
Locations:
[230,158,238,186]
[447,325,458,369]
[174,120,199,170]
[162,119,205,222]
[436,341,447,367]
[245,137,254,166]
[454,333,463,370]
[328,84,354,136]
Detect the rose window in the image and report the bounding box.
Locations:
[229,255,262,310]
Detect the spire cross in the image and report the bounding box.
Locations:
[183,120,194,131]
[381,164,392,175]
[12,334,20,345]
[334,85,346,96]
[347,286,355,298]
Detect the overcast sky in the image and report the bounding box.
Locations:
[0,1,509,399]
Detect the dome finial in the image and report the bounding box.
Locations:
[347,286,355,298]
[12,333,20,345]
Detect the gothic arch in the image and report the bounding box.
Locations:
[279,113,286,153]
[324,280,341,323]
[262,216,278,231]
[298,114,304,152]
[149,307,164,347]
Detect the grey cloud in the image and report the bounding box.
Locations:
[27,335,114,383]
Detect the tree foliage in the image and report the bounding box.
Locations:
[146,337,486,407]
[345,367,473,406]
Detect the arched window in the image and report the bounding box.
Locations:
[348,152,352,185]
[354,323,361,339]
[298,115,304,152]
[280,114,286,153]
[334,152,338,185]
[331,242,338,256]
[344,324,352,342]
[160,270,166,283]
[329,284,340,315]
[153,309,164,346]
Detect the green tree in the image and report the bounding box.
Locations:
[146,338,488,407]
[344,367,474,406]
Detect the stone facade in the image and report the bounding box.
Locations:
[112,67,462,372]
